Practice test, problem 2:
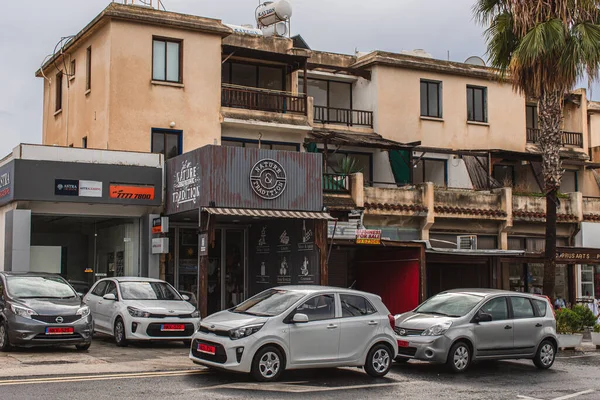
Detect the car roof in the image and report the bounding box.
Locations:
[440,288,545,299]
[271,285,382,299]
[107,276,166,283]
[0,272,65,278]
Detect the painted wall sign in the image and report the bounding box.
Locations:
[79,180,103,198]
[172,160,201,210]
[109,184,155,200]
[55,179,79,196]
[356,229,382,245]
[327,221,359,240]
[250,159,287,200]
[556,247,600,263]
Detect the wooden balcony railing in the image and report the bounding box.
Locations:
[323,174,350,193]
[314,105,373,128]
[221,84,307,115]
[526,128,583,147]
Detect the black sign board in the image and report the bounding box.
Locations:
[54,179,79,196]
[0,161,14,206]
[199,233,209,257]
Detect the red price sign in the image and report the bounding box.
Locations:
[356,229,382,245]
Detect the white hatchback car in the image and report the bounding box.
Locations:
[84,277,200,346]
[189,286,398,381]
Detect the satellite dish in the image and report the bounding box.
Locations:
[464,56,486,66]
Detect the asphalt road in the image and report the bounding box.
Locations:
[1,352,599,400]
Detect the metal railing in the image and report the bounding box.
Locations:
[323,174,350,193]
[526,128,583,147]
[314,106,374,127]
[221,84,307,115]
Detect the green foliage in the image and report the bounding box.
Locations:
[335,156,362,175]
[572,305,597,329]
[594,324,600,333]
[556,308,582,334]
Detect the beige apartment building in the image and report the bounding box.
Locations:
[36,2,600,303]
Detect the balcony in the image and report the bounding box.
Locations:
[314,106,374,128]
[526,128,583,147]
[221,84,307,115]
[323,173,351,193]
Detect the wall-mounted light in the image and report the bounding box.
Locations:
[169,121,176,128]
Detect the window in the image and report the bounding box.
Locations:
[581,265,595,297]
[307,79,353,123]
[296,294,336,322]
[153,38,182,83]
[151,129,182,160]
[510,297,535,319]
[467,85,487,122]
[340,295,377,317]
[91,281,108,297]
[221,138,299,152]
[86,46,92,91]
[70,59,76,78]
[560,170,578,193]
[221,61,284,91]
[82,136,88,149]
[532,299,547,317]
[105,281,118,298]
[55,72,63,112]
[479,297,508,321]
[420,80,442,118]
[526,104,538,129]
[493,164,515,187]
[413,158,447,186]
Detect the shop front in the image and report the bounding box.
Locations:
[164,145,330,317]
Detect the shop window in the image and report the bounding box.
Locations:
[480,297,508,321]
[581,265,595,297]
[467,85,487,123]
[560,170,578,193]
[526,104,538,129]
[340,294,377,317]
[221,138,299,152]
[413,158,447,186]
[493,164,515,187]
[153,37,182,83]
[151,129,182,160]
[510,297,535,319]
[296,294,336,322]
[222,61,284,91]
[420,80,442,118]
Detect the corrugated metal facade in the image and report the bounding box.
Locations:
[166,146,323,215]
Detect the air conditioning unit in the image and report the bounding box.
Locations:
[457,235,478,250]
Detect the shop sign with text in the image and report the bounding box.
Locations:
[356,229,382,245]
[556,247,600,263]
[110,184,155,200]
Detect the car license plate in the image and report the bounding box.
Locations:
[46,327,74,335]
[161,324,185,332]
[198,343,216,355]
[397,340,409,348]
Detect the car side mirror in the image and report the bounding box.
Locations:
[476,312,493,323]
[77,292,84,298]
[292,313,309,323]
[182,294,190,301]
[103,293,117,301]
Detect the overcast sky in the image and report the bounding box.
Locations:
[0,0,592,157]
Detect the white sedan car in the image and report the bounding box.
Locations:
[84,277,200,346]
[189,286,398,381]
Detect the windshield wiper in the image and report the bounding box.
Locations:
[231,310,271,317]
[18,296,66,299]
[420,311,451,317]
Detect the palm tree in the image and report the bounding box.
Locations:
[473,0,600,299]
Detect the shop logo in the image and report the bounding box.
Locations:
[279,230,290,245]
[279,257,289,276]
[250,159,286,200]
[398,329,406,336]
[300,257,310,277]
[258,226,268,247]
[55,179,79,196]
[55,316,64,324]
[172,160,201,208]
[302,221,313,243]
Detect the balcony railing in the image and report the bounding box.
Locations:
[526,128,583,147]
[221,84,307,115]
[314,106,373,128]
[323,173,350,193]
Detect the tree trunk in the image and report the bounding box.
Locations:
[537,90,564,300]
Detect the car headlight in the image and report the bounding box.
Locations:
[10,303,37,319]
[127,306,151,318]
[229,323,264,340]
[76,306,90,318]
[421,321,453,336]
[191,309,200,318]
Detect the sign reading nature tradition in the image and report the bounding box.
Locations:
[171,160,201,209]
[250,159,287,200]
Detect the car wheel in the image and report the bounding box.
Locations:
[447,342,471,373]
[0,321,12,352]
[533,340,556,370]
[76,342,91,351]
[365,344,392,377]
[251,346,284,382]
[114,318,128,347]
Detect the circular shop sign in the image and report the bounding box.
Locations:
[250,158,287,200]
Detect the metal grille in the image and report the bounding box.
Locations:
[395,326,425,336]
[397,347,417,357]
[31,315,81,324]
[199,326,230,337]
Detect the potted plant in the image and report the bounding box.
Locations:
[556,308,583,349]
[573,304,597,339]
[592,324,600,348]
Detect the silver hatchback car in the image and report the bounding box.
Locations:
[394,289,557,373]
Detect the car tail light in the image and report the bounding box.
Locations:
[388,314,395,330]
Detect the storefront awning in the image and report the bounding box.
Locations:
[203,207,334,220]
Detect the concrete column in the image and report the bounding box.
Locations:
[4,210,31,272]
[569,191,583,222]
[420,183,435,241]
[350,172,364,208]
[497,187,513,250]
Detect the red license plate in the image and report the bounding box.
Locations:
[397,340,409,348]
[161,324,185,332]
[46,327,74,335]
[198,343,216,355]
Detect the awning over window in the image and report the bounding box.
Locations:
[202,207,334,220]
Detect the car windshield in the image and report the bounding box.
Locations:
[415,292,484,317]
[6,276,77,299]
[231,289,305,317]
[120,281,182,301]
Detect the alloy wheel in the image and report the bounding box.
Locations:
[540,343,555,366]
[258,352,280,379]
[453,346,469,371]
[372,348,390,373]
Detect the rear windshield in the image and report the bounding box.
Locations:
[6,276,77,299]
[231,289,305,317]
[415,292,484,317]
[119,281,182,301]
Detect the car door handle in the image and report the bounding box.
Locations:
[368,321,378,326]
[504,325,512,330]
[327,324,338,329]
[535,323,543,328]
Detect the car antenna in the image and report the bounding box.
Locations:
[349,280,356,289]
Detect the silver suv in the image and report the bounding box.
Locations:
[394,289,557,373]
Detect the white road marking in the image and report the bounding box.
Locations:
[517,396,542,400]
[517,389,595,400]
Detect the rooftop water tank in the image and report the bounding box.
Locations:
[256,0,293,27]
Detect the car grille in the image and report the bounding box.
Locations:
[148,313,194,319]
[395,327,425,336]
[145,323,195,337]
[191,339,227,364]
[31,315,81,324]
[397,347,417,357]
[198,325,230,337]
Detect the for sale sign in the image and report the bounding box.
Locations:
[356,229,382,245]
